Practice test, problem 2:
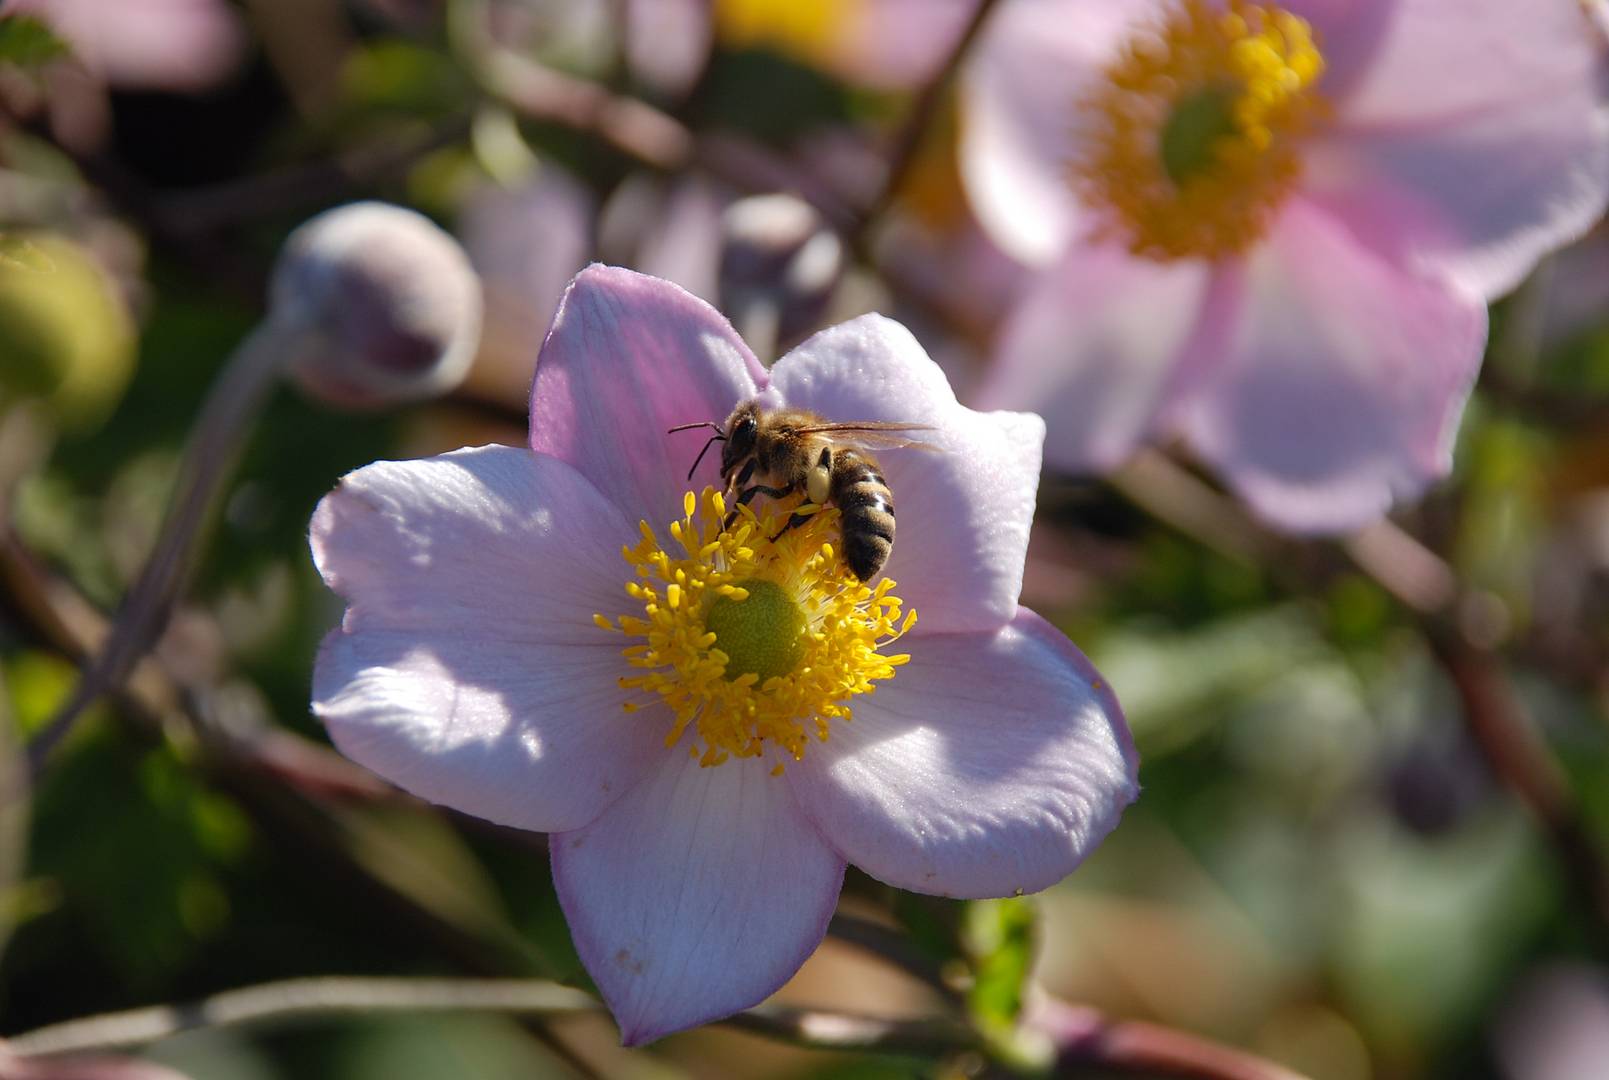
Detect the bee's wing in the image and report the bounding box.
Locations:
[793,421,942,453]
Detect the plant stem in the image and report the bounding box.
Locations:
[853,0,1005,238]
[25,323,290,774]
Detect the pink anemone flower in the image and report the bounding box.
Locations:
[309,266,1139,1043]
[961,0,1609,532]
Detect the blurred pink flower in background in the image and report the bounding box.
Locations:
[962,0,1609,532]
[309,266,1138,1042]
[8,0,246,90]
[5,0,247,150]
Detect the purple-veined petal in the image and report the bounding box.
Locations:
[551,750,845,1045]
[786,607,1137,899]
[530,265,764,530]
[959,0,1158,265]
[1182,198,1487,534]
[311,445,660,832]
[312,446,629,640]
[765,314,1042,634]
[315,633,655,833]
[980,242,1224,473]
[1306,0,1609,300]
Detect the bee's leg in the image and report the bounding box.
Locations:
[771,512,813,542]
[775,448,832,541]
[724,483,793,530]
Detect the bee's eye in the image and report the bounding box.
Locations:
[737,416,757,438]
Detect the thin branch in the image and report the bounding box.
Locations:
[8,978,1314,1080]
[1109,450,1278,566]
[6,976,978,1063]
[827,913,959,1004]
[1426,630,1609,940]
[160,116,475,235]
[1040,1000,1310,1080]
[6,977,595,1058]
[723,1003,978,1058]
[852,0,1005,237]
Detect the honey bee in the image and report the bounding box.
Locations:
[671,401,936,581]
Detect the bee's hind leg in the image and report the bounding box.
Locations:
[770,512,813,543]
[724,483,794,530]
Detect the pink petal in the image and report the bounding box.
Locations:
[959,0,1157,264]
[551,752,845,1045]
[311,446,627,639]
[787,608,1137,899]
[1308,0,1609,300]
[766,315,1042,634]
[1280,0,1394,100]
[980,243,1222,473]
[1182,199,1487,534]
[311,446,660,832]
[530,266,764,530]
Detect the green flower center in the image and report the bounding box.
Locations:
[1160,86,1241,186]
[704,579,807,682]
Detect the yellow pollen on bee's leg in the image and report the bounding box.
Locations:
[1071,0,1328,260]
[593,487,916,771]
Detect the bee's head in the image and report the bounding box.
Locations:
[720,401,762,479]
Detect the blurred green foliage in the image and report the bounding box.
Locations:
[0,15,68,71]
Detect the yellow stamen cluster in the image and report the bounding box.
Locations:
[1072,0,1327,260]
[596,488,916,772]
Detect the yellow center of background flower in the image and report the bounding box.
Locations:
[713,0,852,66]
[597,489,915,773]
[1072,0,1326,260]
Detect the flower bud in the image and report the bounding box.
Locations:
[718,193,842,357]
[0,232,135,431]
[269,202,482,410]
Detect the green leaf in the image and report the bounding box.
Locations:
[0,15,70,69]
[965,896,1036,1031]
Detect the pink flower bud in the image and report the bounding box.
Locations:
[270,202,482,410]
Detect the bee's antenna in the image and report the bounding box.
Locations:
[667,421,725,434]
[686,434,724,481]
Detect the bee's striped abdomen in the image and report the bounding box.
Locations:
[832,450,896,582]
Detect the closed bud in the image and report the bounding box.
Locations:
[0,232,135,431]
[718,193,842,358]
[269,202,482,410]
